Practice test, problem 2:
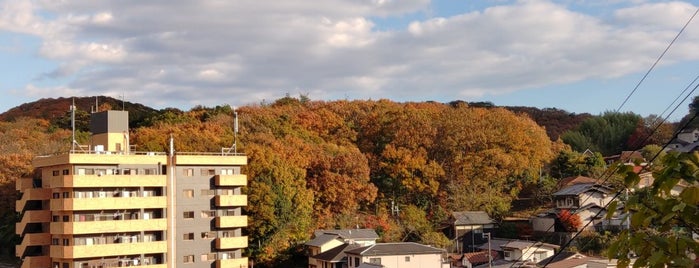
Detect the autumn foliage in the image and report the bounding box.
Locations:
[557,209,583,232]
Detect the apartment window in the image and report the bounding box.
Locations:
[52,193,60,199]
[62,169,69,175]
[405,256,410,262]
[52,170,60,176]
[200,189,215,196]
[62,192,70,198]
[183,255,194,263]
[183,211,194,219]
[201,169,215,176]
[369,258,381,264]
[201,253,217,261]
[183,233,194,241]
[123,169,131,175]
[52,215,60,222]
[183,189,194,198]
[62,215,69,222]
[183,168,194,177]
[63,263,69,268]
[201,232,216,239]
[52,238,59,245]
[504,251,511,258]
[85,168,95,175]
[201,210,215,218]
[62,239,70,246]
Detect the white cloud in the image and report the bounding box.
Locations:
[2,0,699,110]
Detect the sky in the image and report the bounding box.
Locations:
[2,0,699,121]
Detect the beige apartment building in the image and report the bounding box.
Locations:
[15,110,248,268]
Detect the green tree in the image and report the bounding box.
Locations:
[607,152,699,267]
[563,112,642,156]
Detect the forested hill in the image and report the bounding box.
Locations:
[1,97,590,141]
[0,96,158,128]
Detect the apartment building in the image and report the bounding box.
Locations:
[15,110,248,268]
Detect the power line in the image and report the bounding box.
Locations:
[615,7,699,113]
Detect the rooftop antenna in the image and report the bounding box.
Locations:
[70,98,84,152]
[224,107,239,155]
[121,93,125,110]
[93,96,98,113]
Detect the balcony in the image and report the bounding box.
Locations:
[215,174,247,187]
[50,241,167,259]
[15,188,51,212]
[215,236,248,249]
[216,215,247,228]
[16,233,50,258]
[214,195,247,207]
[51,196,166,211]
[51,219,167,235]
[20,255,50,268]
[16,210,51,234]
[217,257,249,268]
[16,178,34,191]
[50,175,166,188]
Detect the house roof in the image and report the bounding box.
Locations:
[536,251,584,265]
[541,256,604,268]
[357,263,385,268]
[306,233,342,247]
[477,238,512,252]
[463,250,499,264]
[553,183,612,196]
[452,211,495,225]
[312,243,361,262]
[501,241,559,251]
[558,176,598,188]
[604,151,645,163]
[314,229,379,240]
[345,242,445,256]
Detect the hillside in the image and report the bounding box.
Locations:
[0,96,159,128]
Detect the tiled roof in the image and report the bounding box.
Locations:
[463,250,498,264]
[314,229,379,240]
[553,183,612,196]
[558,176,597,187]
[452,211,494,225]
[345,242,445,256]
[306,234,342,247]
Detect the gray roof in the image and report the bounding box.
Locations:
[553,183,612,196]
[306,234,342,247]
[314,229,379,240]
[312,243,361,262]
[452,211,495,225]
[345,242,445,256]
[501,241,559,250]
[357,263,385,268]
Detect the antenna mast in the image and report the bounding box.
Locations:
[70,98,84,152]
[234,109,238,154]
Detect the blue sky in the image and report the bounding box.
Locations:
[1,0,699,121]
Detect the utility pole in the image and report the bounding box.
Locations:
[484,232,492,268]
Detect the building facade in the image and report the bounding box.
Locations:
[15,110,248,268]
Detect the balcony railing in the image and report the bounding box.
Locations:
[214,174,247,187]
[16,233,50,258]
[15,188,51,212]
[217,257,249,268]
[215,195,247,207]
[51,218,167,235]
[215,215,247,228]
[51,196,166,211]
[20,255,50,268]
[51,175,166,188]
[215,236,248,250]
[50,241,167,259]
[16,210,51,234]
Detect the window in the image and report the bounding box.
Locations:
[201,169,215,176]
[183,189,194,198]
[200,189,215,196]
[369,258,381,264]
[52,215,59,222]
[201,232,216,239]
[183,233,194,240]
[201,253,216,261]
[62,239,70,246]
[62,169,69,175]
[62,192,70,198]
[354,257,359,267]
[84,168,95,175]
[183,255,194,263]
[201,210,215,218]
[183,211,194,219]
[62,215,70,222]
[405,256,410,262]
[52,193,60,199]
[52,170,60,176]
[52,238,59,245]
[183,168,194,176]
[504,251,511,258]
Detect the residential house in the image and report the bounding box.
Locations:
[603,151,646,166]
[448,211,496,253]
[558,176,598,188]
[667,129,699,152]
[460,250,499,268]
[312,243,361,268]
[306,229,379,268]
[345,242,449,268]
[500,240,559,263]
[537,251,604,268]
